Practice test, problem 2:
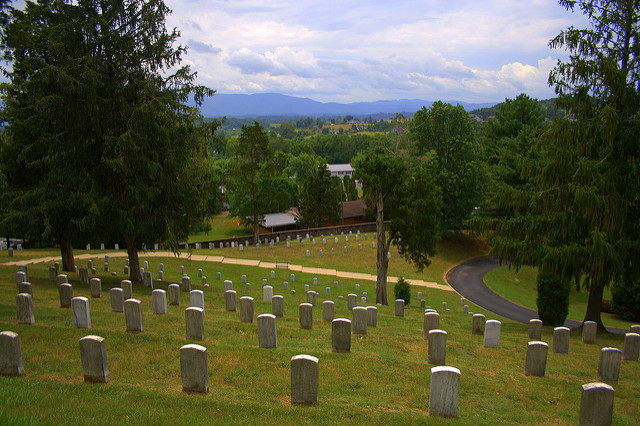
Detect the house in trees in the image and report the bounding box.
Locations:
[327,164,355,179]
[257,207,302,234]
[339,200,367,225]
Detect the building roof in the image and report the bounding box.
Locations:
[261,213,299,228]
[341,200,366,218]
[327,164,355,174]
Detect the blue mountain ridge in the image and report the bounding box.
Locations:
[198,93,497,118]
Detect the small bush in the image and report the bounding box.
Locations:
[536,267,570,326]
[611,277,640,322]
[394,276,411,306]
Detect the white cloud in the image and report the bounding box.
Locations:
[165,0,591,103]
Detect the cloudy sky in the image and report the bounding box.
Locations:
[165,0,590,103]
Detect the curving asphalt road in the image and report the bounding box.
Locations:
[446,256,584,330]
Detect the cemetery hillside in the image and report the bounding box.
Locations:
[1,0,639,423]
[1,241,639,423]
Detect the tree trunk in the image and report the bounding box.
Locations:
[60,241,75,272]
[584,276,606,332]
[125,233,142,283]
[375,190,389,305]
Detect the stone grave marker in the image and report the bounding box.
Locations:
[524,341,548,377]
[110,288,124,312]
[367,306,377,327]
[598,348,622,383]
[181,276,191,293]
[395,299,405,317]
[190,290,205,314]
[322,301,335,322]
[428,329,447,365]
[429,366,460,418]
[121,280,133,300]
[484,320,501,348]
[263,285,273,303]
[185,307,205,341]
[622,332,640,361]
[290,354,319,405]
[352,307,367,335]
[224,280,233,292]
[582,321,597,344]
[59,283,73,308]
[528,319,543,340]
[72,297,91,328]
[124,299,143,332]
[79,335,109,383]
[257,314,278,349]
[152,289,167,314]
[332,319,351,353]
[471,314,485,336]
[272,295,284,317]
[553,327,570,354]
[579,382,614,426]
[299,303,313,329]
[240,297,254,323]
[347,293,358,310]
[424,312,440,339]
[180,344,208,393]
[224,290,237,312]
[0,331,24,376]
[17,282,32,296]
[168,284,181,306]
[90,278,102,298]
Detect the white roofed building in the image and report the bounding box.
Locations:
[327,163,355,179]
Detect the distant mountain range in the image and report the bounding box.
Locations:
[198,93,497,118]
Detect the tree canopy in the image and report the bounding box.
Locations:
[0,0,214,280]
[355,153,441,305]
[409,101,485,231]
[488,0,640,329]
[298,162,341,228]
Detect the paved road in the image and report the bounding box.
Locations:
[446,257,583,330]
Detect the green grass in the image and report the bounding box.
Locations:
[484,265,633,330]
[1,247,639,424]
[188,212,252,243]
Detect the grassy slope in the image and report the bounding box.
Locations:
[484,266,632,330]
[0,244,638,424]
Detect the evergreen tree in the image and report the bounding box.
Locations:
[489,0,640,329]
[0,0,214,279]
[298,162,341,228]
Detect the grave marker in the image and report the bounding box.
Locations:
[553,327,570,354]
[224,290,237,312]
[124,299,143,332]
[424,312,440,339]
[257,314,278,349]
[484,320,501,348]
[90,278,102,298]
[185,307,205,341]
[322,301,335,322]
[524,341,548,377]
[110,288,124,312]
[152,289,167,314]
[471,314,485,336]
[528,319,543,340]
[299,303,313,329]
[332,319,351,352]
[59,283,72,308]
[272,295,284,317]
[72,297,91,328]
[79,335,109,383]
[180,344,208,393]
[579,382,614,426]
[352,307,367,335]
[622,332,640,361]
[240,297,254,323]
[290,355,319,405]
[0,331,24,376]
[428,329,447,365]
[395,299,405,317]
[582,321,597,344]
[598,348,622,383]
[168,284,181,306]
[429,366,460,418]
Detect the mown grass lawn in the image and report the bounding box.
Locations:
[0,244,638,424]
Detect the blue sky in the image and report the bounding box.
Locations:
[164,0,592,103]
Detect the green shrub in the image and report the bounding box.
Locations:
[611,277,640,322]
[394,276,411,306]
[536,266,570,326]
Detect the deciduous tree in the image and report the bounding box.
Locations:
[298,162,340,228]
[355,153,441,305]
